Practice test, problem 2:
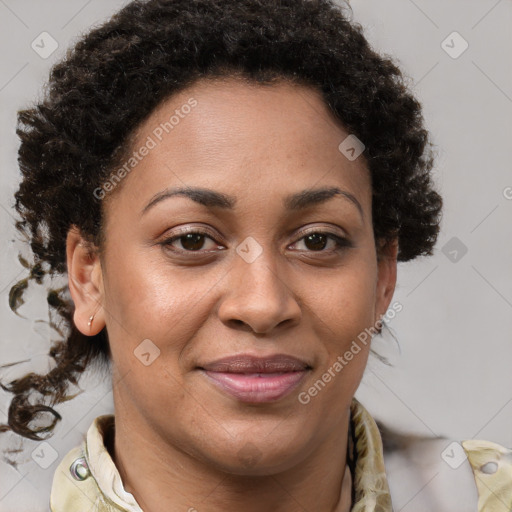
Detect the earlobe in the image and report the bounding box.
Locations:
[66,225,105,336]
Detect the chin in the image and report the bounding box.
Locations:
[196,434,311,477]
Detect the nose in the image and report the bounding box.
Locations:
[217,248,302,335]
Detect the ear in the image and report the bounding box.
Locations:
[374,238,398,324]
[66,225,105,336]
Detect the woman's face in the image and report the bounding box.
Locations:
[69,77,397,474]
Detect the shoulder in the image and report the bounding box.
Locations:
[50,443,102,512]
[50,415,123,512]
[382,435,478,511]
[461,438,512,511]
[379,423,512,512]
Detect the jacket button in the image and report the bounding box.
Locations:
[480,461,498,474]
[70,457,90,481]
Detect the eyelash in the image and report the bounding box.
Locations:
[160,228,352,255]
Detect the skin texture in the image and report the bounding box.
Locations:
[66,77,398,512]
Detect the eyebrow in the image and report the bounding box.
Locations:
[141,185,364,219]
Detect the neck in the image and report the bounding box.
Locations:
[110,407,353,512]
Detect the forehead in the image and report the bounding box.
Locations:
[104,77,371,216]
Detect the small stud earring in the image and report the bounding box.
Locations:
[87,315,94,327]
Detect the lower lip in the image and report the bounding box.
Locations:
[201,370,308,403]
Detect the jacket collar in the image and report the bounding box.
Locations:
[51,398,393,511]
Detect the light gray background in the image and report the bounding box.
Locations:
[0,1,511,510]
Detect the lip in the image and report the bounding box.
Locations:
[198,354,312,403]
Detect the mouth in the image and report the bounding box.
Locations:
[197,354,312,403]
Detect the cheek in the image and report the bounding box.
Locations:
[101,246,222,374]
[316,260,378,347]
[102,241,182,327]
[303,259,377,398]
[102,255,196,417]
[300,273,376,419]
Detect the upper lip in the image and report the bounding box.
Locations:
[199,354,311,373]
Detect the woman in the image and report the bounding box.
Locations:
[1,0,511,510]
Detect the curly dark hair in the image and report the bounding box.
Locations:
[0,0,442,441]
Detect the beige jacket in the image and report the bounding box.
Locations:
[50,398,512,511]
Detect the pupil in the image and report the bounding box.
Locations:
[305,233,327,251]
[182,233,204,251]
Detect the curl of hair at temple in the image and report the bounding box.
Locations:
[1,0,442,440]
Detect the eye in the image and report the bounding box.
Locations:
[290,231,352,253]
[160,228,352,255]
[161,230,222,252]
